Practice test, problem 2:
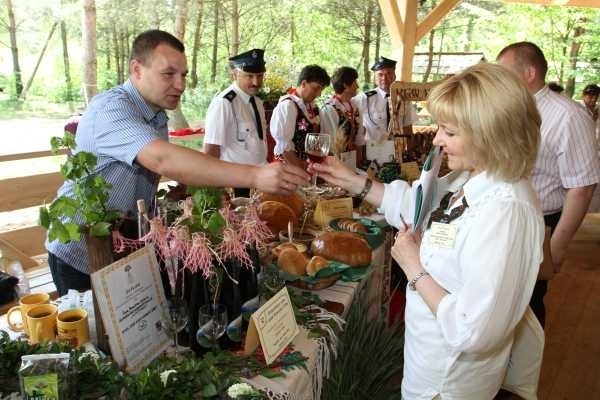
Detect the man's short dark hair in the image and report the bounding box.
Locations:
[297,65,330,87]
[548,82,564,93]
[583,84,600,96]
[331,67,358,94]
[129,29,185,65]
[496,41,548,79]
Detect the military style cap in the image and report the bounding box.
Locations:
[371,56,397,71]
[583,84,600,96]
[229,49,266,73]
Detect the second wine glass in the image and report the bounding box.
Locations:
[304,132,331,194]
[196,303,228,352]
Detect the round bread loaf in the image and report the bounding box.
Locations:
[258,192,304,220]
[277,248,308,276]
[258,200,297,237]
[311,231,372,267]
[306,256,329,276]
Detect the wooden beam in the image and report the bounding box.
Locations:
[0,149,67,163]
[378,0,404,49]
[505,0,600,7]
[0,226,47,265]
[396,0,418,81]
[0,236,40,268]
[0,172,64,212]
[416,0,462,43]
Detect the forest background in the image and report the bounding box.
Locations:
[1,0,600,128]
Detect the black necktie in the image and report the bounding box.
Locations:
[249,96,263,140]
[385,93,391,127]
[427,192,469,229]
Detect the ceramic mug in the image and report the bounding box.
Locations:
[26,304,58,344]
[6,292,51,335]
[57,308,90,347]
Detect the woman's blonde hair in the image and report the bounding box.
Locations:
[427,62,540,181]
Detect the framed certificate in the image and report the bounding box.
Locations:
[91,246,170,373]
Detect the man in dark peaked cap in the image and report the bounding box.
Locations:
[203,49,269,196]
[353,56,417,142]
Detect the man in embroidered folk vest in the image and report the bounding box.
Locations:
[354,56,418,142]
[320,66,365,168]
[269,65,330,168]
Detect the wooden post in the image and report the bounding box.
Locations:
[85,231,113,354]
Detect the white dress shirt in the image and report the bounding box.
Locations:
[203,82,267,165]
[380,171,544,399]
[353,87,418,142]
[533,86,600,214]
[269,94,319,155]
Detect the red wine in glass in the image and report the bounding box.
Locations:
[306,151,326,164]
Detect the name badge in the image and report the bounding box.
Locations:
[428,222,457,249]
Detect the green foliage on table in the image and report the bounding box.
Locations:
[322,289,405,400]
[39,133,120,243]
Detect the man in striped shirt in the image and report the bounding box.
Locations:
[46,30,308,295]
[497,42,600,327]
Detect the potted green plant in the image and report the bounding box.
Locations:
[38,133,120,243]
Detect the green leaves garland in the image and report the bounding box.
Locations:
[39,134,120,243]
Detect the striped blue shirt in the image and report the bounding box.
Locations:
[46,79,168,273]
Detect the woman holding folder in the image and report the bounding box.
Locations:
[311,63,545,399]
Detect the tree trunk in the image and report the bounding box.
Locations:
[231,0,239,56]
[566,25,584,98]
[210,0,219,83]
[423,29,436,83]
[60,20,73,102]
[290,12,296,58]
[464,16,474,52]
[175,0,189,42]
[361,0,374,85]
[167,0,190,130]
[112,25,121,84]
[82,0,98,103]
[190,0,205,89]
[374,7,382,71]
[5,0,23,97]
[20,22,58,100]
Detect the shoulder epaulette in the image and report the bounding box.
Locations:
[223,90,236,102]
[365,90,377,97]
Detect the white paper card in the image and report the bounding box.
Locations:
[366,140,396,164]
[91,246,170,373]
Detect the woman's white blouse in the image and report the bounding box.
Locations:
[380,171,544,399]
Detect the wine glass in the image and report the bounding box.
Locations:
[304,133,331,194]
[196,303,228,352]
[163,298,189,360]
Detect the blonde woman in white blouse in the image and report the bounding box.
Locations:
[312,63,545,399]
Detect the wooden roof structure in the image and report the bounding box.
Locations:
[378,0,600,81]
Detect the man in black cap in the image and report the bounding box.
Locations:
[353,56,417,142]
[203,49,269,196]
[581,83,599,123]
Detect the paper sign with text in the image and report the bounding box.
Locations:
[313,197,353,227]
[244,287,299,365]
[366,140,396,164]
[340,150,357,170]
[91,246,170,373]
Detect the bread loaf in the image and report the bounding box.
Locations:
[258,201,297,237]
[277,248,308,276]
[258,192,305,221]
[306,256,329,276]
[311,231,371,267]
[337,218,367,233]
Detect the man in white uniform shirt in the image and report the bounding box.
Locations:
[497,41,600,327]
[353,56,417,142]
[203,49,268,196]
